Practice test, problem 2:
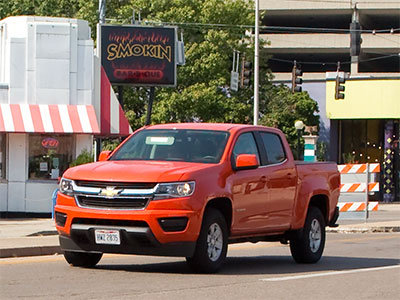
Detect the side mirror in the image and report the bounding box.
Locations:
[98,151,111,162]
[235,154,259,170]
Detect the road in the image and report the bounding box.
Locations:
[1,233,399,300]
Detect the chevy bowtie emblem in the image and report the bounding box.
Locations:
[99,186,122,198]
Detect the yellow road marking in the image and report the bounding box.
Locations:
[0,256,63,265]
[329,234,399,243]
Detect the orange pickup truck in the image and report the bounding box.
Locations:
[55,123,340,273]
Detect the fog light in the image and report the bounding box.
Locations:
[55,212,67,227]
[158,217,188,232]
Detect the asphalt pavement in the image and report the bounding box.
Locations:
[0,203,399,259]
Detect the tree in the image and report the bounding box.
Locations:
[260,85,320,151]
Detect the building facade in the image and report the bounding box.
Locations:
[260,0,400,201]
[0,16,131,214]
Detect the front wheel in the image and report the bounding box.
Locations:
[186,208,228,273]
[64,251,103,267]
[290,206,326,263]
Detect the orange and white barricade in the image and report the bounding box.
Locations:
[338,163,380,219]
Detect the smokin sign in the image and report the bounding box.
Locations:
[101,25,176,86]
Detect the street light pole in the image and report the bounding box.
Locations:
[297,129,302,160]
[295,120,305,160]
[253,0,259,125]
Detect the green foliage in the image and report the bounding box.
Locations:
[342,152,355,164]
[116,0,257,128]
[69,149,93,167]
[101,139,120,151]
[1,0,80,19]
[260,85,320,149]
[2,0,320,152]
[317,141,329,161]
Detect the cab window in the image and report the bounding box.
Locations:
[260,132,286,164]
[232,132,260,162]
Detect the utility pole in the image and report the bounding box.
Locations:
[253,0,259,126]
[350,4,360,74]
[96,0,106,160]
[99,0,106,24]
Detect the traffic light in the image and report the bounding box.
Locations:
[241,61,252,88]
[350,22,362,56]
[335,75,345,99]
[291,63,303,93]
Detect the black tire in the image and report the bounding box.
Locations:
[186,208,228,273]
[64,251,103,267]
[290,206,326,264]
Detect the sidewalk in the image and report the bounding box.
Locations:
[1,204,399,259]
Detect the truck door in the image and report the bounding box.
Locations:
[258,131,297,230]
[230,132,271,235]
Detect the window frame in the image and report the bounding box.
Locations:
[110,129,230,164]
[0,134,6,180]
[230,131,262,169]
[257,131,287,166]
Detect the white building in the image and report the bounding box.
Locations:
[0,16,131,214]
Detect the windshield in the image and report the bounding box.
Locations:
[110,129,230,164]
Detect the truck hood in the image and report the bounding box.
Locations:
[63,160,217,183]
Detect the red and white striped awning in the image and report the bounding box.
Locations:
[0,104,100,134]
[97,66,133,136]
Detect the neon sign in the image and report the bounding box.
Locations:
[42,138,59,149]
[101,25,176,86]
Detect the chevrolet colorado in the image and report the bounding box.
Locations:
[55,123,340,273]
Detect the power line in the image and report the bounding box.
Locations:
[267,53,399,66]
[105,18,399,34]
[153,21,399,34]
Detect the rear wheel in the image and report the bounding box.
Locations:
[64,251,103,267]
[186,208,228,273]
[290,206,326,263]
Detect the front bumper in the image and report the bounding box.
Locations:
[59,225,196,257]
[55,192,202,257]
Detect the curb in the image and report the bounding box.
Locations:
[327,226,400,233]
[0,246,62,259]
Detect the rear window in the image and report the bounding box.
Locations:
[110,129,230,164]
[260,132,286,164]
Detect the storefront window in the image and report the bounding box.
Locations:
[0,134,5,179]
[28,135,73,180]
[340,120,383,164]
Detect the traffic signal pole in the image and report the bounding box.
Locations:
[253,0,259,125]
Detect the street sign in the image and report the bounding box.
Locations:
[230,71,239,91]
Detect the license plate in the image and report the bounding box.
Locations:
[94,229,120,245]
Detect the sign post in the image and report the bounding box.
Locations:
[99,24,178,126]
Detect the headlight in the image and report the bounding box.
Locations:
[154,181,195,199]
[59,178,74,196]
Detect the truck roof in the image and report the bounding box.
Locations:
[144,123,264,132]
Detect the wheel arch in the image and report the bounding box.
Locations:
[308,194,329,224]
[204,197,233,234]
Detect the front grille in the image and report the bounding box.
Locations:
[74,180,156,190]
[76,195,149,209]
